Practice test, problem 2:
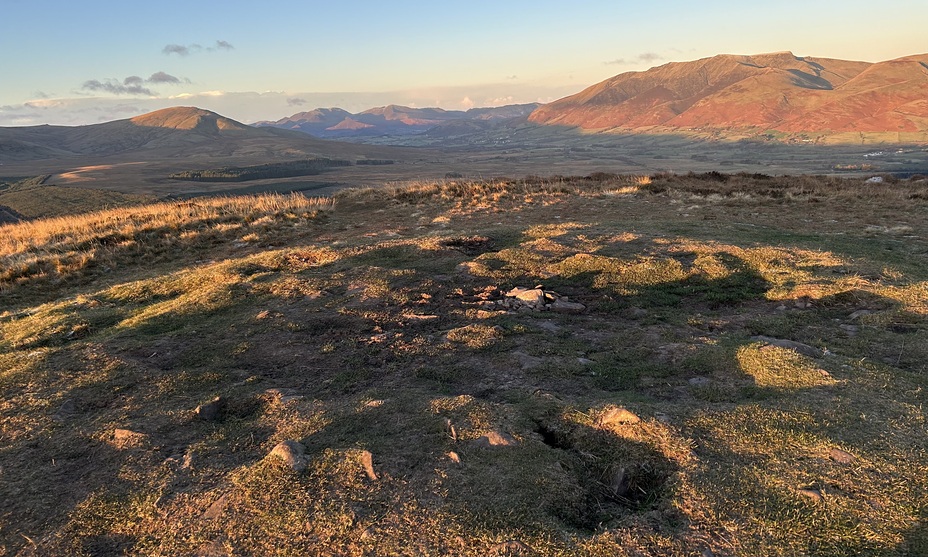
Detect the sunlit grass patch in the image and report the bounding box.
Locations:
[444,324,504,349]
[736,343,833,389]
[524,222,588,239]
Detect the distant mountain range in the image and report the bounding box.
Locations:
[3,51,927,167]
[529,52,928,143]
[254,103,541,138]
[0,107,408,163]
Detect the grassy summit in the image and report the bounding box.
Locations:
[1,175,927,556]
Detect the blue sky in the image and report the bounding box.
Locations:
[1,0,926,125]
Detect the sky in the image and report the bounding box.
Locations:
[1,0,926,126]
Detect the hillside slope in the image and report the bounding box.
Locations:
[2,176,927,556]
[529,52,928,142]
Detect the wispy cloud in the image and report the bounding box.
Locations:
[80,72,189,96]
[24,99,66,109]
[287,97,308,106]
[82,79,155,96]
[487,95,514,105]
[148,71,187,84]
[605,52,665,66]
[166,90,226,100]
[163,43,195,56]
[163,40,234,56]
[506,75,518,80]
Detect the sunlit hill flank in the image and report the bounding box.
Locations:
[529,52,928,143]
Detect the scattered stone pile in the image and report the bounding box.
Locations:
[495,286,586,314]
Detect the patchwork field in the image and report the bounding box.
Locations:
[1,174,926,556]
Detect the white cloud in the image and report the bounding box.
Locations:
[24,99,66,109]
[0,83,581,126]
[487,95,514,106]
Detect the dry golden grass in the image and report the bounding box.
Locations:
[0,193,333,299]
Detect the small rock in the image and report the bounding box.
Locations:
[534,320,561,333]
[865,176,884,184]
[798,488,824,502]
[688,377,712,386]
[829,448,857,465]
[839,324,859,336]
[195,397,226,422]
[607,466,628,497]
[848,309,872,320]
[473,431,519,448]
[360,450,378,481]
[628,307,648,318]
[577,357,594,365]
[202,494,228,520]
[52,399,78,422]
[269,440,307,472]
[550,299,586,314]
[794,298,813,309]
[509,288,546,307]
[597,406,641,428]
[511,350,543,370]
[751,336,822,358]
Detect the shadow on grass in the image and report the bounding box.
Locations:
[901,506,928,556]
